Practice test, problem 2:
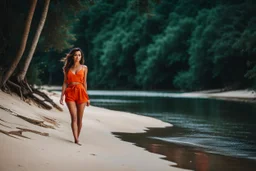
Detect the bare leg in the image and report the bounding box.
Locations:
[77,102,86,139]
[66,102,80,145]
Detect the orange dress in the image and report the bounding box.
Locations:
[65,67,89,104]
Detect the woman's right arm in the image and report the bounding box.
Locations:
[60,71,67,105]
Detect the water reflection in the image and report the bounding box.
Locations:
[89,90,256,170]
[113,127,256,171]
[90,94,256,159]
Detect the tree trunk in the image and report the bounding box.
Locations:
[0,0,37,86]
[17,0,51,82]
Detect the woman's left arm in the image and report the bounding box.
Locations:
[84,65,90,106]
[83,65,88,91]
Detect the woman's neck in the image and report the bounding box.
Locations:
[73,62,80,68]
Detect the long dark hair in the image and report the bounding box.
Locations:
[61,47,85,74]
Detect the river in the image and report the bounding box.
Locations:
[88,90,256,171]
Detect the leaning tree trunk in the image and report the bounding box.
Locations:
[0,0,37,87]
[9,0,62,112]
[17,0,50,82]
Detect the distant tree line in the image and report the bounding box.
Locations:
[0,0,255,92]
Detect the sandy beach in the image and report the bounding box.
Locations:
[1,88,255,171]
[182,89,256,101]
[0,90,189,171]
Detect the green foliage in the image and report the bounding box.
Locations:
[34,51,63,85]
[136,13,195,89]
[173,70,195,90]
[129,0,162,15]
[73,0,256,90]
[174,3,256,90]
[5,0,255,90]
[38,0,93,52]
[26,62,43,86]
[90,9,143,88]
[38,3,77,52]
[1,1,30,65]
[245,65,256,79]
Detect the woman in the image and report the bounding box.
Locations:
[60,47,90,145]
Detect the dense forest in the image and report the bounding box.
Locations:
[1,0,256,92]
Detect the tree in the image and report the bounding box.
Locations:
[0,0,37,87]
[0,0,90,111]
[136,13,195,89]
[17,0,50,82]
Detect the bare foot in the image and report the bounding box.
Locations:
[75,140,82,146]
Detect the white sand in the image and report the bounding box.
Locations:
[205,89,256,99]
[2,88,254,171]
[181,89,256,101]
[0,91,189,171]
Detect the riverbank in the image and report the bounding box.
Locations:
[181,89,256,103]
[39,85,256,103]
[0,90,188,171]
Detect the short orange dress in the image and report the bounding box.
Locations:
[65,67,89,104]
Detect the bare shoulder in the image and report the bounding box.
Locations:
[83,65,88,71]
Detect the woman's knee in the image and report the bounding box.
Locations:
[78,120,83,126]
[71,116,78,123]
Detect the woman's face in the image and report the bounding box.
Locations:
[73,51,82,63]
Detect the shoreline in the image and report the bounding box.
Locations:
[0,90,187,171]
[39,85,256,104]
[182,89,256,103]
[1,88,256,170]
[114,126,256,171]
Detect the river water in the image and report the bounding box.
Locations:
[88,90,256,170]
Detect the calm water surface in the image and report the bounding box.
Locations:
[88,90,256,170]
